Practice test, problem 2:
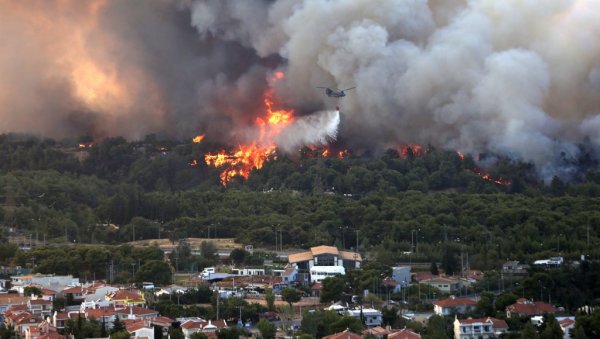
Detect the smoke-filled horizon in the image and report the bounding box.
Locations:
[1,0,600,179]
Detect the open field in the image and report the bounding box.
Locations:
[127,238,243,250]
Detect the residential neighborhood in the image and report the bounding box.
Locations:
[0,241,587,339]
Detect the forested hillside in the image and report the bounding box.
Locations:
[1,133,600,270]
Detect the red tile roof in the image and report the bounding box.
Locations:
[0,295,29,305]
[125,321,149,333]
[115,306,158,316]
[387,328,422,339]
[413,272,438,282]
[559,318,575,328]
[323,329,362,339]
[7,304,29,312]
[457,317,508,329]
[362,326,393,336]
[490,318,509,329]
[506,299,556,316]
[85,307,117,319]
[61,286,86,294]
[433,297,477,308]
[152,316,174,327]
[29,299,52,305]
[107,289,144,301]
[54,312,69,320]
[181,320,203,330]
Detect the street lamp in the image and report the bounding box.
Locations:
[411,229,419,253]
[131,263,136,285]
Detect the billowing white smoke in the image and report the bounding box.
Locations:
[275,109,340,153]
[187,0,600,180]
[2,0,600,180]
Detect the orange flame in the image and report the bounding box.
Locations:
[473,170,511,185]
[322,148,330,157]
[457,151,465,160]
[189,159,199,167]
[399,144,422,159]
[338,149,349,158]
[192,134,205,143]
[204,73,294,185]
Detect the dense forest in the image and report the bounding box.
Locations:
[1,133,600,271]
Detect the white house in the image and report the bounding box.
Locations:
[126,321,155,339]
[453,317,508,339]
[326,303,348,315]
[558,317,576,339]
[231,268,265,276]
[310,266,345,283]
[433,297,477,316]
[287,245,361,283]
[346,308,383,328]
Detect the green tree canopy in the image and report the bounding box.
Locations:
[281,288,302,307]
[135,260,172,285]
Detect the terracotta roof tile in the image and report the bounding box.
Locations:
[559,319,575,327]
[506,300,556,316]
[457,317,508,329]
[323,329,362,339]
[433,297,477,308]
[288,251,313,263]
[310,245,339,256]
[387,328,422,339]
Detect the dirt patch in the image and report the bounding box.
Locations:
[127,238,243,250]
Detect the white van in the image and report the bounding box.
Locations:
[201,267,215,279]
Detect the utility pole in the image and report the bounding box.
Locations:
[587,224,590,249]
[274,226,278,252]
[280,228,283,252]
[216,292,220,320]
[237,306,243,328]
[461,251,464,277]
[131,263,136,283]
[356,230,359,252]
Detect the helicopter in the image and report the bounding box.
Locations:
[316,86,356,98]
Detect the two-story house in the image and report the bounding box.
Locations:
[506,298,556,318]
[27,298,53,317]
[453,317,508,339]
[287,245,361,283]
[346,308,383,328]
[433,297,477,316]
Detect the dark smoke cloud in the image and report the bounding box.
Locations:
[0,0,268,140]
[1,0,600,179]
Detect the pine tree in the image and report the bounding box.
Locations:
[430,262,439,275]
[111,315,125,334]
[521,321,539,339]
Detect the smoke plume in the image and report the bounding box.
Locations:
[275,110,340,153]
[1,0,600,179]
